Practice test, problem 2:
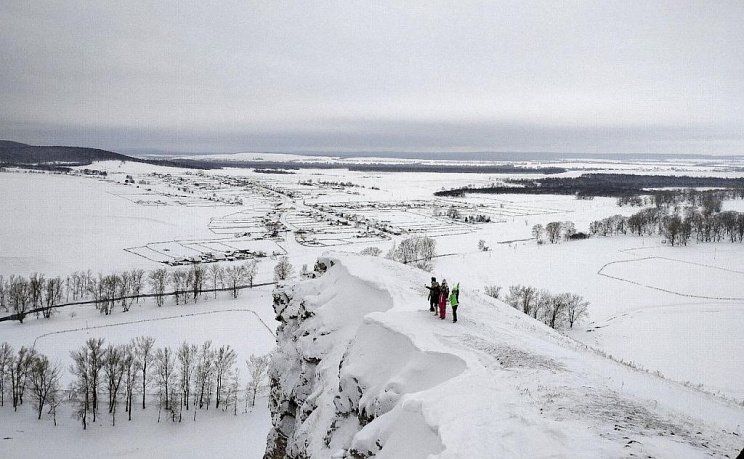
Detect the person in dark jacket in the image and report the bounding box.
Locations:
[439,280,449,320]
[425,277,440,312]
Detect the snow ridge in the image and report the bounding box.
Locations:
[264,254,744,458]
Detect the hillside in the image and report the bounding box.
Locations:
[266,254,744,458]
[0,140,134,165]
[0,140,219,169]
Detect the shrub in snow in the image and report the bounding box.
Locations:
[359,246,382,257]
[483,285,501,299]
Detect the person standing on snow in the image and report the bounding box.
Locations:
[425,277,440,313]
[439,280,449,320]
[449,283,460,323]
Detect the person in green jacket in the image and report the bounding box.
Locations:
[449,283,460,323]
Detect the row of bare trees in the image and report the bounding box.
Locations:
[0,274,65,323]
[0,337,271,429]
[485,284,589,329]
[590,207,744,246]
[531,221,577,244]
[0,261,260,322]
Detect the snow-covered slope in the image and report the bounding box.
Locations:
[265,254,743,458]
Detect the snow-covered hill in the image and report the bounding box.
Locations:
[265,254,743,458]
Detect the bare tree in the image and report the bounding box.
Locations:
[0,342,14,407]
[228,369,240,415]
[118,271,132,312]
[171,270,188,305]
[85,338,105,422]
[195,341,215,409]
[177,342,197,410]
[545,222,563,244]
[562,221,576,240]
[29,273,45,315]
[224,266,246,298]
[190,265,205,302]
[121,345,137,421]
[42,277,62,318]
[69,347,91,429]
[0,275,6,312]
[533,289,552,320]
[273,257,294,282]
[545,293,569,329]
[244,260,258,287]
[208,264,224,299]
[133,336,156,409]
[8,276,30,323]
[565,293,589,328]
[9,346,36,411]
[505,285,537,316]
[28,354,61,420]
[214,345,236,409]
[104,344,126,426]
[155,346,175,411]
[100,274,118,315]
[245,354,269,408]
[130,269,145,303]
[149,268,168,307]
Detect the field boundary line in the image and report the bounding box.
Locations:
[597,257,744,301]
[32,307,276,348]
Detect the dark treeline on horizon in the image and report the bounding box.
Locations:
[436,174,744,198]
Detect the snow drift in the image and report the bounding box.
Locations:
[264,254,743,458]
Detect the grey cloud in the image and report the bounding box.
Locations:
[1,1,743,154]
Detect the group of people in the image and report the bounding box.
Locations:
[425,277,459,323]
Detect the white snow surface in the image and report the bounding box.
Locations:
[267,254,744,458]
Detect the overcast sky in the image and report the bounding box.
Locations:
[1,1,743,155]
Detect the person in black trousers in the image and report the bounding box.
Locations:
[425,277,440,313]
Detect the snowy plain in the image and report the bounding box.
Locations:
[2,157,744,457]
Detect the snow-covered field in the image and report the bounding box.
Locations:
[2,158,744,457]
[2,399,270,458]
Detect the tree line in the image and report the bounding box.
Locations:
[590,207,744,246]
[617,188,744,210]
[0,260,266,323]
[434,174,744,198]
[0,337,270,429]
[485,284,589,329]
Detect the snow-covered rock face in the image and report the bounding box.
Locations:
[264,254,744,458]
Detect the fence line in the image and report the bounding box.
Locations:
[0,281,278,323]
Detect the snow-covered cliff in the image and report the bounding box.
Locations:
[264,254,743,458]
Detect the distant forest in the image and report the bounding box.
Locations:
[177,159,566,174]
[435,174,744,198]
